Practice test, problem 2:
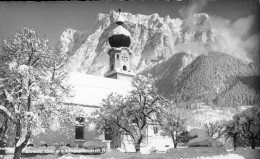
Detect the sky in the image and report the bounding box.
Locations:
[0,0,259,46]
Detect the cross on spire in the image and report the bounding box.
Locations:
[116,8,124,25]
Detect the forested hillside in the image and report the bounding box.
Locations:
[146,52,259,107]
[140,52,195,94]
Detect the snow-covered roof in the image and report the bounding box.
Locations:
[65,72,132,106]
[108,25,131,37]
[116,14,125,23]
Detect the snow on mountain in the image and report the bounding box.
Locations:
[58,10,217,76]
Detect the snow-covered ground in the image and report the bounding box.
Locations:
[0,154,246,159]
[57,154,245,159]
[1,147,259,159]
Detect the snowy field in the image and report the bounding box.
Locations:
[1,147,259,159]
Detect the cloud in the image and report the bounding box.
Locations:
[174,13,259,64]
[175,41,209,56]
[175,0,259,63]
[210,15,259,63]
[243,35,259,61]
[178,0,210,18]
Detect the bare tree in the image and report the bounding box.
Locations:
[90,74,169,152]
[160,106,187,148]
[203,121,226,140]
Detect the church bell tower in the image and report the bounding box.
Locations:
[104,9,135,81]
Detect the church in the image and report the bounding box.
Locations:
[29,10,241,154]
[30,11,175,153]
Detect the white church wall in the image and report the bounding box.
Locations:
[30,72,133,147]
[30,106,99,147]
[66,72,132,105]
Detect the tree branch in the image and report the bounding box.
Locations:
[0,105,16,123]
[113,120,134,139]
[146,109,155,117]
[140,119,146,130]
[255,131,260,139]
[245,121,254,137]
[241,125,251,139]
[51,64,56,81]
[27,79,32,111]
[31,57,39,66]
[27,41,35,66]
[143,96,146,107]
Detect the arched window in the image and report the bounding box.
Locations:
[116,54,120,60]
[123,65,127,71]
[75,117,84,140]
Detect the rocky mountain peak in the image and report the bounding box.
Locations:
[58,11,216,75]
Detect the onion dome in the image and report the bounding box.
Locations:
[108,11,131,48]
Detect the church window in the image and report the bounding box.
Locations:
[123,65,127,71]
[116,54,120,60]
[75,117,84,140]
[153,127,158,134]
[104,127,113,140]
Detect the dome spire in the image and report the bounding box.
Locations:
[116,8,124,25]
[108,8,131,48]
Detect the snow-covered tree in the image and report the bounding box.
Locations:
[0,27,78,159]
[224,106,260,150]
[235,106,260,149]
[223,119,240,150]
[203,121,226,140]
[159,106,187,148]
[90,74,169,152]
[0,112,15,147]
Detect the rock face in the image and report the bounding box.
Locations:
[58,11,216,75]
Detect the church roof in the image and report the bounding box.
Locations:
[116,14,125,24]
[108,25,131,37]
[65,72,132,106]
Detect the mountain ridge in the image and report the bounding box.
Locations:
[58,11,218,75]
[146,51,259,107]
